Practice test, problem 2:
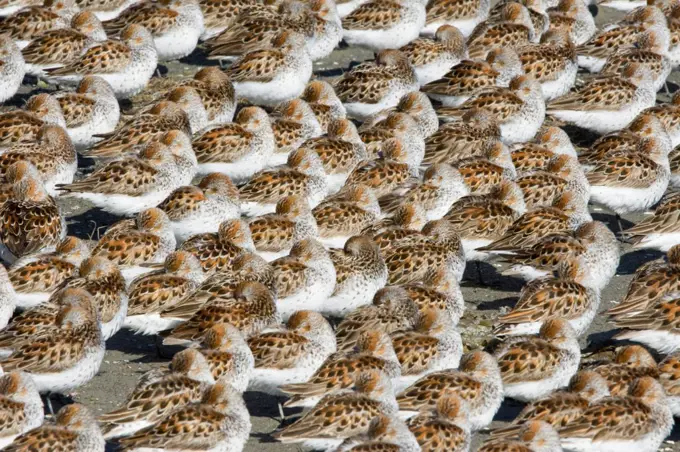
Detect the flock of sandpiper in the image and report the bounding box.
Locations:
[1,0,680,450]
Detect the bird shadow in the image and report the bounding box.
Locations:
[617,249,664,276]
[76,154,97,171]
[7,77,57,107]
[493,399,526,423]
[589,211,635,235]
[154,64,169,78]
[314,67,346,78]
[669,422,680,442]
[64,208,123,241]
[250,432,281,443]
[179,46,218,68]
[585,328,621,353]
[41,393,75,417]
[461,262,524,293]
[244,391,303,424]
[559,124,601,147]
[105,330,172,365]
[476,296,518,311]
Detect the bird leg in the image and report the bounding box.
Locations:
[43,393,55,416]
[278,401,286,422]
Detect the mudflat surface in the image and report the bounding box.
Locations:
[5,3,680,451]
